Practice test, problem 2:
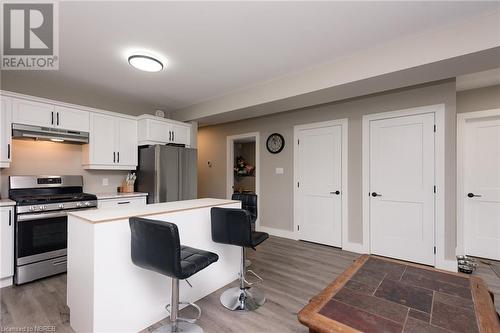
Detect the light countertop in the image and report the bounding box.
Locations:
[0,199,16,207]
[94,192,148,200]
[68,198,239,223]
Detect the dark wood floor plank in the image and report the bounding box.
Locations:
[1,236,498,333]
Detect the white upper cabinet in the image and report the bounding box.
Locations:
[54,106,90,132]
[0,96,12,168]
[11,98,89,132]
[171,123,190,145]
[12,98,55,127]
[83,113,137,170]
[137,115,191,146]
[116,118,137,166]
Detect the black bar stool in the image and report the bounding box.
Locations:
[210,207,268,311]
[129,217,219,333]
[231,193,257,225]
[231,193,258,267]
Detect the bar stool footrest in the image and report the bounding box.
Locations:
[165,301,202,324]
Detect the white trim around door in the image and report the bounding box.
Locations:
[293,119,348,248]
[457,108,500,259]
[362,104,453,271]
[226,132,261,230]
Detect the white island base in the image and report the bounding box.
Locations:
[67,199,241,333]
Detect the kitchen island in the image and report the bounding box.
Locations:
[67,198,241,333]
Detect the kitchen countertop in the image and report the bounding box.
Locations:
[94,192,148,200]
[0,199,16,207]
[68,198,239,223]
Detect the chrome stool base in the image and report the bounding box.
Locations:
[152,322,203,333]
[220,286,266,311]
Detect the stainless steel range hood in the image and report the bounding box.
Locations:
[12,124,89,144]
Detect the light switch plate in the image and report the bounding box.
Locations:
[102,178,109,186]
[275,167,284,174]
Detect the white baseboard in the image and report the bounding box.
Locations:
[342,241,367,254]
[0,276,13,288]
[258,226,298,240]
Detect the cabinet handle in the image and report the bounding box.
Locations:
[169,131,171,141]
[57,112,60,126]
[7,143,10,159]
[51,111,54,125]
[172,131,174,141]
[113,152,116,163]
[117,201,130,205]
[9,210,12,226]
[117,152,120,163]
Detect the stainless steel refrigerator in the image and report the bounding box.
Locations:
[136,145,197,204]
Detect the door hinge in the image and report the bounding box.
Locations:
[433,125,436,133]
[433,185,436,194]
[433,246,436,254]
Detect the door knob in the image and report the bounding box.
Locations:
[330,190,341,195]
[371,192,382,197]
[467,193,482,198]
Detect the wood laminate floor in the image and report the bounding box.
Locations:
[1,236,499,332]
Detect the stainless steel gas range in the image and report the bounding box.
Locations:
[9,175,97,285]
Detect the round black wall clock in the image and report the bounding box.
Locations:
[266,133,285,154]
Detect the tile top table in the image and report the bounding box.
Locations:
[298,254,500,333]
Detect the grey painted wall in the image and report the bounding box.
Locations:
[198,80,457,259]
[457,85,500,113]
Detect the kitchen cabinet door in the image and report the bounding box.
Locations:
[0,207,14,280]
[89,113,116,165]
[0,96,12,167]
[171,124,190,146]
[54,106,90,132]
[12,98,55,127]
[116,118,137,167]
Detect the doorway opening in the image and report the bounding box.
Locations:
[226,132,260,227]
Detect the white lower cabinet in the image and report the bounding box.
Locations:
[97,196,147,209]
[0,206,14,287]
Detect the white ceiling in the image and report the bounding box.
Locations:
[2,1,499,116]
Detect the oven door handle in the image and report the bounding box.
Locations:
[17,211,69,221]
[17,207,97,221]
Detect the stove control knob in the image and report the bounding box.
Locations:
[58,203,64,209]
[76,202,83,208]
[84,201,91,207]
[39,205,46,211]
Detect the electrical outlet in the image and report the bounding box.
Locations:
[102,178,109,186]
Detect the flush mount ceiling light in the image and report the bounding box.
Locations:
[128,54,163,72]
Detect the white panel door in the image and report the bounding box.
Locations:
[90,113,116,165]
[297,125,343,247]
[464,117,500,260]
[0,207,14,279]
[12,98,55,127]
[54,106,90,132]
[116,118,137,167]
[369,113,435,265]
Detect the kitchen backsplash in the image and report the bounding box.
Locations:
[0,140,129,198]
